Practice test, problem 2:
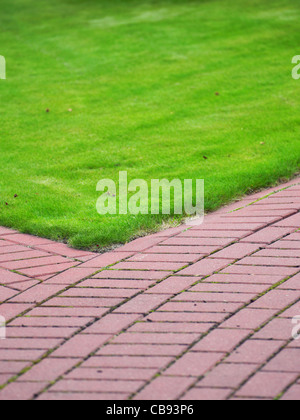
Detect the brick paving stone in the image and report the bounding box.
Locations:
[97,344,185,357]
[145,311,226,323]
[197,363,258,389]
[0,382,47,400]
[220,308,277,330]
[128,322,213,334]
[263,349,300,373]
[240,227,296,245]
[1,255,71,271]
[17,358,80,382]
[236,372,298,398]
[112,261,186,271]
[281,385,300,400]
[172,291,256,304]
[209,243,261,260]
[112,332,201,345]
[205,273,283,285]
[237,256,300,267]
[226,340,285,364]
[37,392,129,401]
[37,267,97,285]
[10,316,93,328]
[252,318,294,340]
[164,352,224,377]
[114,293,171,314]
[128,253,201,264]
[1,178,300,400]
[178,258,235,276]
[182,388,231,400]
[249,289,300,310]
[66,367,157,381]
[220,265,298,277]
[134,376,195,400]
[94,270,172,280]
[27,306,108,318]
[79,252,134,268]
[80,279,154,289]
[49,334,111,358]
[145,276,200,295]
[159,301,243,313]
[81,356,174,369]
[9,284,66,304]
[191,329,250,353]
[51,379,145,394]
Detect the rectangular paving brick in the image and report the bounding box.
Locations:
[10,316,93,328]
[50,334,111,358]
[236,372,298,398]
[80,279,154,289]
[97,344,185,357]
[161,237,235,247]
[252,318,294,340]
[240,227,295,245]
[190,282,268,294]
[145,311,226,323]
[44,267,98,285]
[94,270,172,280]
[79,252,134,268]
[164,352,224,377]
[220,265,298,277]
[205,273,283,285]
[19,262,79,278]
[263,349,300,373]
[18,358,80,382]
[61,287,137,299]
[81,356,173,369]
[179,258,235,276]
[112,332,201,345]
[0,250,50,263]
[250,290,300,310]
[128,322,213,334]
[227,340,285,364]
[128,253,201,264]
[1,255,70,271]
[0,381,47,400]
[198,363,257,389]
[147,245,216,255]
[9,284,66,304]
[36,243,94,258]
[6,327,78,339]
[172,291,255,304]
[182,387,231,400]
[66,367,157,381]
[85,314,141,335]
[51,379,144,394]
[26,306,108,318]
[159,301,243,313]
[43,296,123,308]
[192,329,250,353]
[134,376,195,400]
[237,256,300,267]
[210,243,261,260]
[112,261,186,271]
[145,276,200,295]
[114,293,171,314]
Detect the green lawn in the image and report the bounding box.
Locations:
[1,0,300,250]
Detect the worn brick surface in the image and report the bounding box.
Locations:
[1,178,300,400]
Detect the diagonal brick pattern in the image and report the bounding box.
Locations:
[0,178,300,400]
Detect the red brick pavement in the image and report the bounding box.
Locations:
[0,178,300,400]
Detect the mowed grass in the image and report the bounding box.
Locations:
[1,0,300,250]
